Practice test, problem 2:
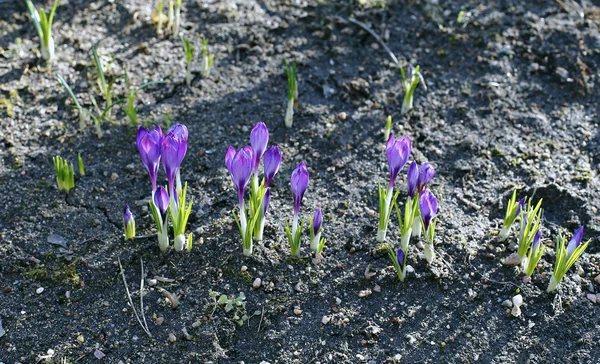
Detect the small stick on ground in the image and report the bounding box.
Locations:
[140,258,150,333]
[334,15,400,68]
[257,306,265,334]
[117,256,152,338]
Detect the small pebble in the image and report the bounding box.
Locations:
[94,350,105,359]
[253,278,262,289]
[321,315,331,325]
[168,333,176,343]
[504,253,522,266]
[501,299,513,308]
[155,317,165,325]
[182,327,192,341]
[511,306,522,317]
[147,279,157,286]
[192,321,202,328]
[373,285,381,293]
[359,289,372,298]
[47,349,55,355]
[586,294,596,304]
[241,265,248,272]
[110,173,119,181]
[36,287,44,294]
[294,307,303,315]
[77,335,84,343]
[338,112,347,121]
[512,294,523,308]
[594,275,600,285]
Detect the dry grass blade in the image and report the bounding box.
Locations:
[117,256,152,338]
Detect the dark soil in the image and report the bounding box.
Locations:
[1,0,600,363]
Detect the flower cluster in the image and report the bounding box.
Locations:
[379,134,439,281]
[548,227,591,292]
[226,122,281,255]
[136,123,193,252]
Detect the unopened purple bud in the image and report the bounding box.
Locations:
[396,248,405,265]
[228,146,254,203]
[136,125,164,192]
[407,161,418,198]
[161,132,188,198]
[516,197,526,215]
[154,186,170,220]
[532,230,542,251]
[263,188,271,215]
[420,190,438,231]
[167,123,188,141]
[124,205,134,225]
[566,226,584,258]
[313,207,323,236]
[250,122,269,172]
[386,135,412,186]
[417,162,435,192]
[264,146,282,187]
[291,162,309,214]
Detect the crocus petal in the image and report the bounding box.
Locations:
[161,133,188,195]
[417,162,435,192]
[291,162,310,214]
[264,145,282,187]
[136,125,163,191]
[154,186,170,220]
[532,230,542,251]
[407,161,419,198]
[225,146,236,174]
[386,135,412,186]
[566,226,584,258]
[167,123,188,141]
[420,190,438,230]
[124,205,134,225]
[250,122,269,172]
[229,146,254,201]
[516,197,526,215]
[396,248,405,265]
[263,188,271,215]
[313,207,323,236]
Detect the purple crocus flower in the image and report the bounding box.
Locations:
[154,186,170,221]
[136,125,164,192]
[250,122,269,173]
[124,205,134,226]
[420,190,438,231]
[291,162,310,214]
[417,162,435,192]
[228,146,254,204]
[161,132,188,201]
[532,230,542,251]
[396,248,405,265]
[264,146,282,187]
[386,135,412,186]
[167,123,188,141]
[313,207,323,236]
[263,188,271,215]
[407,161,419,198]
[566,226,584,259]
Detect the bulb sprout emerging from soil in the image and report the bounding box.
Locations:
[26,0,58,63]
[547,226,590,292]
[284,60,297,128]
[400,65,424,115]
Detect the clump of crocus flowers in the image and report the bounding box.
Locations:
[501,193,543,270]
[547,226,591,292]
[136,123,193,252]
[226,122,281,256]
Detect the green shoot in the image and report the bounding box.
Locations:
[181,35,195,86]
[77,153,85,176]
[173,0,183,34]
[284,60,297,128]
[516,198,543,258]
[547,228,591,292]
[26,0,59,62]
[387,245,406,282]
[154,0,165,37]
[201,37,214,78]
[170,182,193,252]
[498,190,520,240]
[123,67,165,126]
[285,219,304,256]
[88,94,123,138]
[55,73,88,130]
[91,45,120,116]
[167,0,174,32]
[53,156,75,192]
[384,115,392,142]
[400,65,424,115]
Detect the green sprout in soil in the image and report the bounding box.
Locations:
[209,291,249,326]
[383,115,392,142]
[53,156,75,193]
[516,198,543,266]
[388,246,406,282]
[167,0,183,35]
[154,0,166,37]
[498,190,521,241]
[91,45,120,118]
[547,227,591,292]
[55,73,88,130]
[400,65,424,115]
[284,60,297,128]
[124,67,165,126]
[201,37,214,78]
[523,230,544,277]
[26,0,58,62]
[181,35,195,86]
[77,153,85,176]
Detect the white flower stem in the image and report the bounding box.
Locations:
[547,275,560,292]
[285,99,294,128]
[412,218,422,238]
[400,228,412,252]
[311,232,321,252]
[174,234,185,252]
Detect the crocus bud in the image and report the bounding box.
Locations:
[516,197,526,215]
[291,162,310,214]
[386,135,411,186]
[532,230,542,251]
[264,146,282,187]
[407,161,418,198]
[250,122,269,173]
[136,125,163,192]
[420,190,438,231]
[154,186,170,222]
[161,132,188,201]
[566,226,584,259]
[396,248,405,265]
[167,123,188,141]
[123,205,136,240]
[228,146,254,204]
[312,207,323,237]
[417,162,435,192]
